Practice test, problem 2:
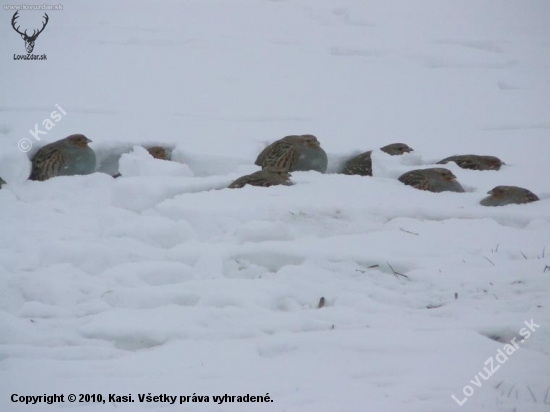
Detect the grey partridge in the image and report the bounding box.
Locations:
[437,155,503,171]
[480,186,539,206]
[398,167,464,193]
[255,134,328,173]
[29,134,96,181]
[146,146,171,161]
[228,166,293,189]
[112,145,172,178]
[342,143,413,176]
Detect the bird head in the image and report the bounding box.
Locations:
[300,134,321,148]
[147,146,167,160]
[66,134,92,148]
[434,168,457,182]
[483,156,504,169]
[487,186,507,198]
[381,143,413,155]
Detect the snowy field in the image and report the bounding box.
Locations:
[1,1,550,411]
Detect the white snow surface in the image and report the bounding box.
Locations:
[1,1,550,411]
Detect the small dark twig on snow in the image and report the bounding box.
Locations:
[483,256,496,266]
[386,262,409,279]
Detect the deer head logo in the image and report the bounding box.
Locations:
[11,11,49,54]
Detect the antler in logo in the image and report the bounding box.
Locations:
[11,11,49,54]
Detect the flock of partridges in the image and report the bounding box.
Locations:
[0,133,541,207]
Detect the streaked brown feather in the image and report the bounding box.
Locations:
[255,136,300,170]
[437,155,502,171]
[398,168,463,193]
[30,145,67,181]
[342,151,373,176]
[228,167,292,189]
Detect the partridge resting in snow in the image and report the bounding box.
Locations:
[437,154,504,171]
[398,167,464,193]
[342,143,414,176]
[255,134,328,173]
[480,186,539,207]
[112,146,172,178]
[228,166,293,189]
[29,134,96,181]
[146,146,171,161]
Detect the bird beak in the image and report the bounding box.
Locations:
[486,190,492,194]
[86,138,93,143]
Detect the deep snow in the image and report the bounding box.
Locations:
[1,1,549,411]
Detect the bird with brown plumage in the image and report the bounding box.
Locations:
[398,168,465,193]
[228,166,293,189]
[29,134,96,181]
[255,134,328,173]
[437,154,504,171]
[342,143,414,176]
[480,186,539,206]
